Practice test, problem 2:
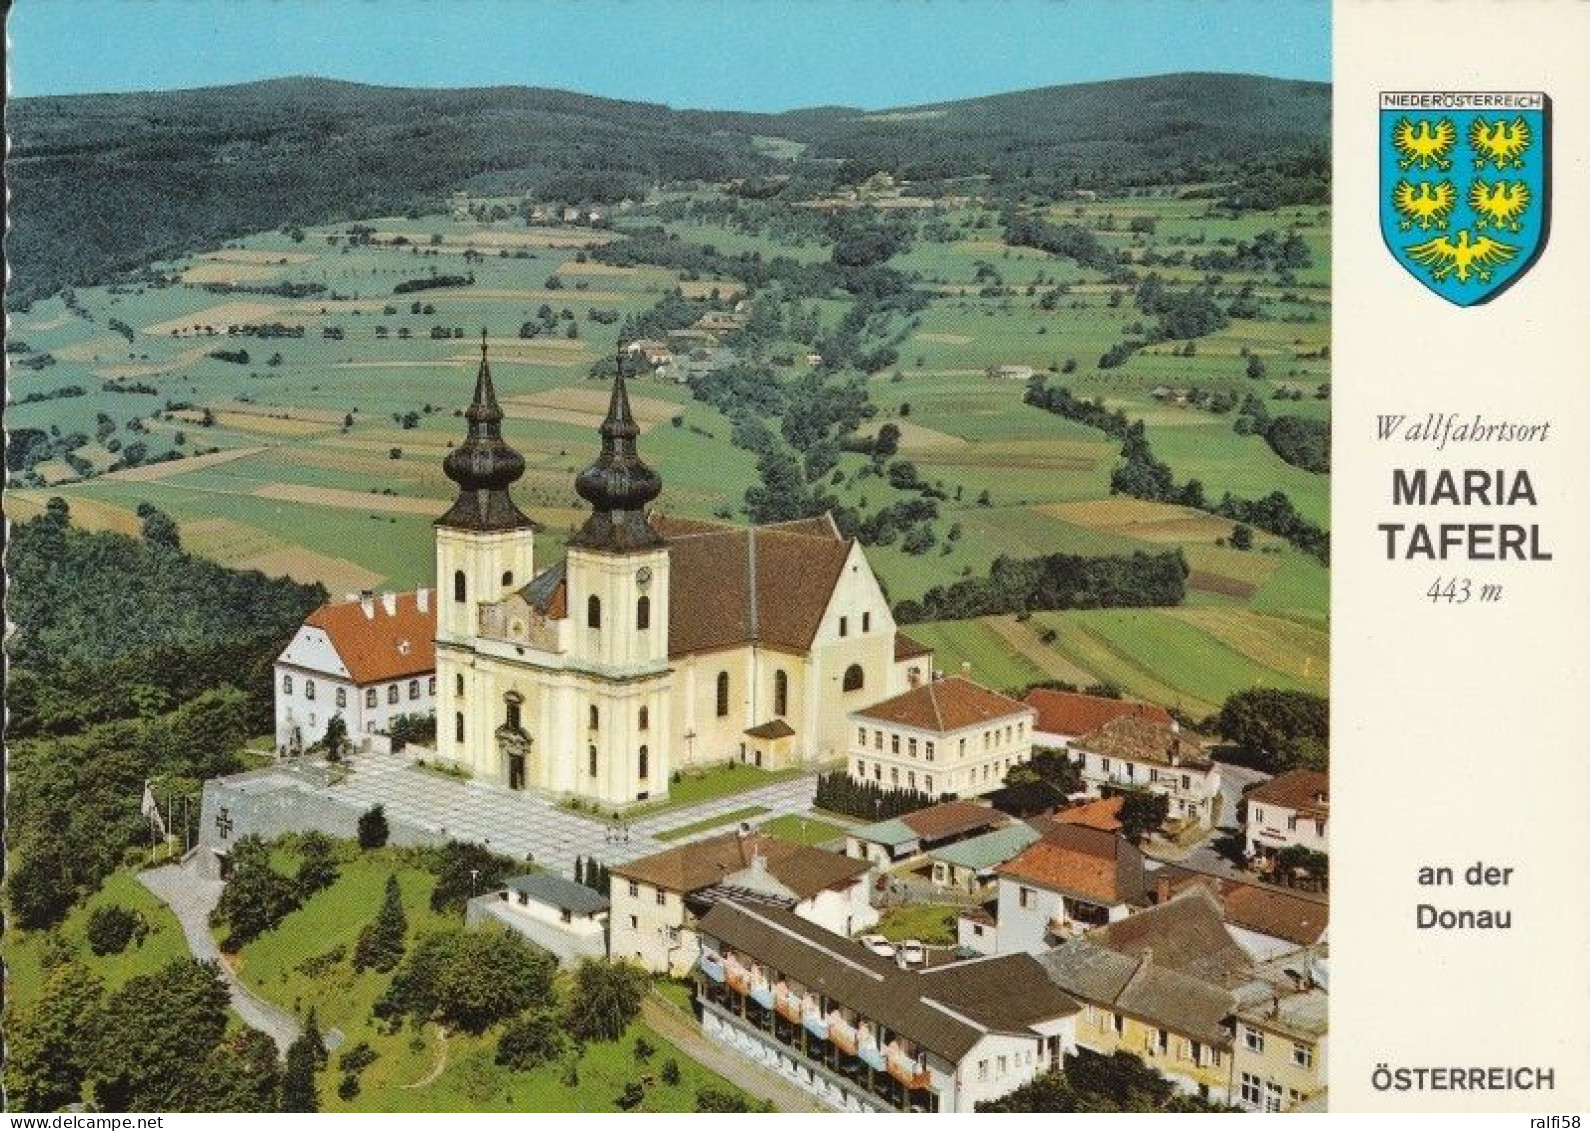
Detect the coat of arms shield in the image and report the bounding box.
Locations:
[1380,92,1549,306]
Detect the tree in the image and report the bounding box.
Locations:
[495,1010,565,1070]
[564,958,649,1043]
[87,959,233,1111]
[1230,523,1254,551]
[3,961,104,1111]
[1214,690,1329,772]
[295,831,340,895]
[1116,790,1171,842]
[86,904,145,955]
[281,1028,322,1112]
[354,874,409,972]
[357,804,390,849]
[696,1086,758,1112]
[139,506,181,549]
[377,927,556,1033]
[211,836,302,949]
[427,840,517,913]
[321,714,349,763]
[1245,354,1268,380]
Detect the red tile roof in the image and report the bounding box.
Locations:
[1074,714,1211,770]
[998,824,1146,906]
[303,591,436,685]
[894,632,933,661]
[611,831,867,898]
[1246,770,1329,819]
[1025,688,1172,738]
[899,800,1005,841]
[1051,795,1125,833]
[854,676,1031,734]
[652,514,853,658]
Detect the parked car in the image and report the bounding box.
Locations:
[858,934,896,959]
[899,939,926,966]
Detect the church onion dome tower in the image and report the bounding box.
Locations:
[437,334,540,532]
[569,368,665,552]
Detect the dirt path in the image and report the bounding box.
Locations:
[985,614,1096,686]
[641,995,823,1113]
[402,1026,449,1089]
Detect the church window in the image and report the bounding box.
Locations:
[456,673,465,696]
[305,679,316,701]
[455,712,465,743]
[639,706,649,731]
[862,611,872,633]
[454,570,467,603]
[502,570,514,587]
[388,685,399,705]
[716,672,730,717]
[408,679,419,700]
[636,595,651,631]
[366,688,377,708]
[282,674,293,694]
[842,664,864,692]
[774,670,789,717]
[589,705,599,731]
[587,595,602,629]
[638,745,649,779]
[505,698,521,731]
[839,616,849,637]
[336,687,347,709]
[589,745,598,777]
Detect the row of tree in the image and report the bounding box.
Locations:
[893,549,1188,624]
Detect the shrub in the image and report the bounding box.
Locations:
[85,905,145,956]
[496,1011,565,1071]
[357,805,390,849]
[564,958,649,1043]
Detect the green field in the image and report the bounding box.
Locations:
[11,184,1328,714]
[755,813,849,847]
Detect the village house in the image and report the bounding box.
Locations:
[1024,687,1173,751]
[1152,867,1329,961]
[844,800,1009,868]
[994,824,1148,952]
[273,589,436,754]
[1038,887,1257,1104]
[607,830,875,975]
[1243,769,1329,860]
[1229,948,1329,1112]
[695,900,1080,1113]
[926,823,1041,896]
[1070,715,1222,827]
[467,871,610,968]
[847,676,1036,799]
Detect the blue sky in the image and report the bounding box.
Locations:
[8,0,1328,110]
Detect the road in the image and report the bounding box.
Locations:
[1145,760,1271,881]
[139,859,303,1054]
[641,995,824,1113]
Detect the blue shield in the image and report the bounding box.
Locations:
[1380,92,1549,306]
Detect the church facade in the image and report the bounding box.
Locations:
[433,343,933,807]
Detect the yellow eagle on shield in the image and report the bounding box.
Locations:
[1469,116,1532,170]
[1390,179,1456,230]
[1391,116,1456,170]
[1468,179,1531,232]
[1403,229,1520,284]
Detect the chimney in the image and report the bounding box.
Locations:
[416,587,430,613]
[345,591,361,603]
[359,590,375,618]
[381,591,398,616]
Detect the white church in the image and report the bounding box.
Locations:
[397,341,933,806]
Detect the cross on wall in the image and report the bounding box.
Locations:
[215,807,233,840]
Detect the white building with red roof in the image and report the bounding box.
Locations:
[846,675,1036,799]
[1023,687,1173,751]
[273,588,437,754]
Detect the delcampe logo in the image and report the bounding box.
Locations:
[1379,91,1550,306]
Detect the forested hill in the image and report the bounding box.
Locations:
[768,72,1330,182]
[6,72,1328,305]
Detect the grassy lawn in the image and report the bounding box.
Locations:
[3,868,190,1013]
[219,844,755,1111]
[653,805,771,843]
[756,813,848,847]
[872,904,961,946]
